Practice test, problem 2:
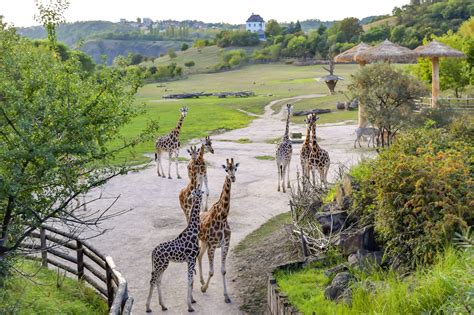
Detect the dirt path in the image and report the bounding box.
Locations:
[87,95,374,314]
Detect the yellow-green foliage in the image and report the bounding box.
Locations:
[276,248,473,315]
[0,260,108,314]
[372,123,473,267]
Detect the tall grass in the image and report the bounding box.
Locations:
[275,247,473,314]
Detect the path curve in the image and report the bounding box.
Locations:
[87,95,374,314]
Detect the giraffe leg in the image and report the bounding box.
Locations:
[201,246,215,293]
[175,150,181,179]
[221,232,231,303]
[168,151,173,179]
[282,165,287,193]
[311,168,317,187]
[156,152,161,176]
[198,242,207,285]
[204,175,209,211]
[187,260,196,312]
[287,160,291,189]
[277,163,281,192]
[146,267,168,312]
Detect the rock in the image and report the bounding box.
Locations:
[309,200,323,213]
[340,226,379,256]
[348,249,384,269]
[341,287,353,305]
[340,196,352,210]
[342,174,359,197]
[315,211,347,235]
[324,272,354,301]
[324,263,348,277]
[321,201,337,212]
[336,102,346,110]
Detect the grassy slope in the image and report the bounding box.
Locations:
[0,260,108,314]
[275,248,473,315]
[113,63,360,164]
[362,16,398,31]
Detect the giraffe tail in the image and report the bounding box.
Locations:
[154,153,157,161]
[279,165,283,177]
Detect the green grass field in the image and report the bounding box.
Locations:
[0,260,108,314]
[113,63,360,164]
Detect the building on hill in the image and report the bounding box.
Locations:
[246,13,266,40]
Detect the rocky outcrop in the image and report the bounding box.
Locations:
[324,272,354,301]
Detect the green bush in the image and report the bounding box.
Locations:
[371,124,473,268]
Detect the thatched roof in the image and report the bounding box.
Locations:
[355,39,417,64]
[333,43,371,63]
[415,40,465,58]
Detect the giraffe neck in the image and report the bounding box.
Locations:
[311,124,319,152]
[215,175,232,217]
[304,124,312,146]
[173,115,185,137]
[283,110,291,140]
[188,196,201,231]
[198,144,205,161]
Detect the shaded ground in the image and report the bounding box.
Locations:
[85,95,375,314]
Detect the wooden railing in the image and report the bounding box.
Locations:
[20,225,133,315]
[416,97,474,110]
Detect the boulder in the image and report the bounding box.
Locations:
[340,196,352,210]
[324,263,348,277]
[348,249,384,269]
[340,226,379,256]
[309,200,323,213]
[324,272,354,301]
[315,211,347,235]
[336,102,346,110]
[321,201,337,212]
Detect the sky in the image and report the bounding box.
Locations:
[1,0,409,27]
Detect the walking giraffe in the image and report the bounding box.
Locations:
[179,146,204,221]
[146,189,204,313]
[155,107,188,179]
[187,136,214,211]
[198,158,239,304]
[308,114,330,187]
[300,113,317,179]
[275,104,293,193]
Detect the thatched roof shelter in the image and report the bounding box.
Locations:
[415,40,466,107]
[415,40,466,58]
[355,39,417,64]
[333,43,371,63]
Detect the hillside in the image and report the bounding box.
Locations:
[81,39,190,64]
[362,16,398,31]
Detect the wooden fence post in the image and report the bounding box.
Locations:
[40,227,47,267]
[106,261,114,308]
[76,240,84,281]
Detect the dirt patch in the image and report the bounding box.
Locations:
[232,213,302,314]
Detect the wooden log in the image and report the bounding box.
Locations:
[122,297,134,315]
[83,274,108,297]
[77,241,84,281]
[48,248,77,264]
[83,247,106,269]
[40,227,47,267]
[45,233,77,251]
[81,241,107,261]
[106,261,114,308]
[83,261,107,283]
[110,283,127,315]
[46,257,77,276]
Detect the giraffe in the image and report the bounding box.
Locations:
[187,136,214,211]
[275,104,293,193]
[308,114,330,187]
[198,158,239,304]
[300,113,317,180]
[179,146,204,221]
[155,106,188,179]
[146,189,204,313]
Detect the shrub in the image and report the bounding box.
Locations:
[372,125,473,268]
[184,60,195,68]
[181,43,189,51]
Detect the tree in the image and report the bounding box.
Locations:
[193,39,206,52]
[181,43,189,51]
[265,19,282,37]
[338,17,363,43]
[184,60,195,68]
[0,12,157,263]
[167,48,177,59]
[349,64,426,147]
[130,53,144,65]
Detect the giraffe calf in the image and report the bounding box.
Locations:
[146,189,203,313]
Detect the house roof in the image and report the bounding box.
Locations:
[247,14,264,22]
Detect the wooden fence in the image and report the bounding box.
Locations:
[416,97,474,110]
[20,225,133,315]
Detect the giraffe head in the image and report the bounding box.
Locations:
[286,104,293,114]
[180,106,189,118]
[187,145,199,161]
[221,158,239,183]
[200,136,214,154]
[304,113,319,128]
[189,187,204,201]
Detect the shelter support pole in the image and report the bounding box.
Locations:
[358,62,368,127]
[431,57,439,108]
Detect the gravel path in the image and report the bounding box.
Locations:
[87,95,374,314]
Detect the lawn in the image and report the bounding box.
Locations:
[275,247,473,315]
[0,260,108,314]
[113,63,360,164]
